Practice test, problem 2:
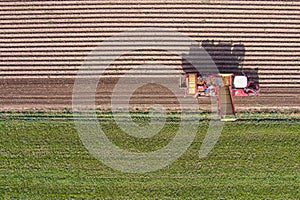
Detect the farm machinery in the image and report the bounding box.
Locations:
[181,41,260,121]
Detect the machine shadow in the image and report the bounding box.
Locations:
[182,40,259,85]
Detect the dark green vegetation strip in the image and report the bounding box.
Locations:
[1,111,300,121]
[0,120,299,199]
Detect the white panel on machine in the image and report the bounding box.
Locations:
[233,76,248,88]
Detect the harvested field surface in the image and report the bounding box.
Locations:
[0,78,299,112]
[0,0,299,112]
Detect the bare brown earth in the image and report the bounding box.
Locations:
[0,77,299,113]
[0,1,300,113]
